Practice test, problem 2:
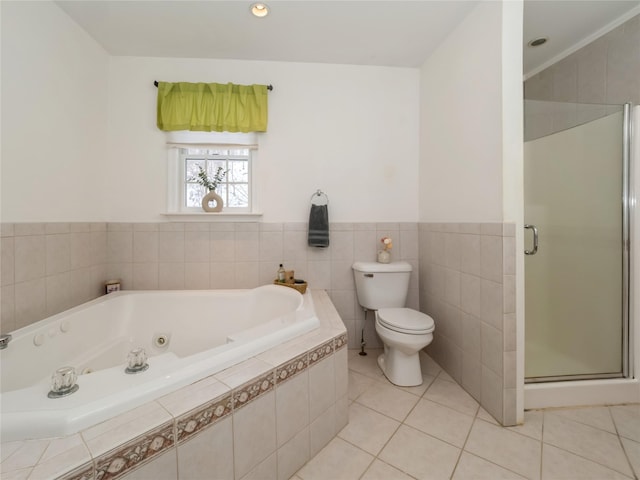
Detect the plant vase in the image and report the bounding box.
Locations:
[377,249,391,264]
[202,190,224,212]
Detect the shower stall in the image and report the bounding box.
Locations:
[523,101,638,408]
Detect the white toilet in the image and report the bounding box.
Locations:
[352,261,435,386]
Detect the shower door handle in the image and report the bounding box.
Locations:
[524,224,538,255]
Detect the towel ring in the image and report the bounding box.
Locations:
[310,189,329,206]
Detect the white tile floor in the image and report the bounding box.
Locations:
[293,349,640,480]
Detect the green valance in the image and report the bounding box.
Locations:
[156,82,268,133]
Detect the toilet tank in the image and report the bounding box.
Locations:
[352,261,412,310]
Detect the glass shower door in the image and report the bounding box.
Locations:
[524,101,626,381]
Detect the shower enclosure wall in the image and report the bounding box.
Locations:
[523,100,639,408]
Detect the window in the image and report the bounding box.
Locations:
[181,147,251,210]
[165,131,259,216]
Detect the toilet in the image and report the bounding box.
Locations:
[352,261,435,387]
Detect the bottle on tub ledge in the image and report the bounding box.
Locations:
[274,263,308,294]
[277,264,286,282]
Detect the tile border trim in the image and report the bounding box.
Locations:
[232,370,276,410]
[309,339,334,366]
[94,421,175,480]
[175,393,234,445]
[276,352,309,385]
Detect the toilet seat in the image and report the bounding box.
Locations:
[377,308,435,335]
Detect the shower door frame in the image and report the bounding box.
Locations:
[524,102,633,384]
[622,102,632,381]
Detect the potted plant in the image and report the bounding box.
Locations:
[192,165,227,212]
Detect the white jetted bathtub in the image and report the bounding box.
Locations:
[0,285,319,442]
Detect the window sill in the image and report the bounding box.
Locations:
[162,212,263,222]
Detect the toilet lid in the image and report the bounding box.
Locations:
[377,308,435,335]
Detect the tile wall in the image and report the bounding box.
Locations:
[2,220,516,425]
[0,222,420,348]
[418,223,517,426]
[524,14,639,141]
[0,223,108,333]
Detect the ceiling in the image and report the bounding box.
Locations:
[56,0,640,75]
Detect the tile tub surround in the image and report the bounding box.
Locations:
[0,290,348,480]
[418,222,517,426]
[0,223,109,333]
[0,222,419,351]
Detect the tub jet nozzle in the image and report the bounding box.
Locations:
[125,347,149,374]
[48,366,79,398]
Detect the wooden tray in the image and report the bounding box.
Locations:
[273,280,308,294]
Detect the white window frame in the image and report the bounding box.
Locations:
[165,132,261,220]
[180,147,252,212]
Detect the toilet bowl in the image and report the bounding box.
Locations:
[352,261,437,387]
[375,308,434,386]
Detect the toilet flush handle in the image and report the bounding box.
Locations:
[364,273,374,278]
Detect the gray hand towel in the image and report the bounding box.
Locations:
[308,204,329,247]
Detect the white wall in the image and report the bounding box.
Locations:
[418,1,504,223]
[106,57,420,223]
[1,2,419,224]
[1,1,109,222]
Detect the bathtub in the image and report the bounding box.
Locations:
[0,285,319,442]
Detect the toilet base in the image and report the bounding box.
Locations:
[377,351,423,387]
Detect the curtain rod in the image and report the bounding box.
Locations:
[153,81,273,91]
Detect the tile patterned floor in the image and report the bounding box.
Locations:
[293,349,640,480]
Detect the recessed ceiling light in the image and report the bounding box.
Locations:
[250,3,269,18]
[528,37,548,47]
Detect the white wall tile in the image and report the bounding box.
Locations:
[259,231,284,262]
[158,231,184,263]
[107,231,133,264]
[184,263,209,289]
[276,427,309,480]
[283,230,308,262]
[14,235,46,283]
[210,262,236,289]
[481,321,503,376]
[235,231,259,262]
[46,272,72,316]
[309,404,336,458]
[121,450,177,480]
[133,263,159,290]
[460,274,481,317]
[234,262,259,288]
[480,279,503,331]
[309,356,335,421]
[275,372,309,447]
[210,231,236,262]
[70,232,93,269]
[177,416,233,480]
[46,234,71,276]
[233,392,276,479]
[1,285,16,333]
[240,453,276,480]
[133,231,158,263]
[2,238,15,287]
[14,278,46,329]
[43,224,68,235]
[158,263,185,289]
